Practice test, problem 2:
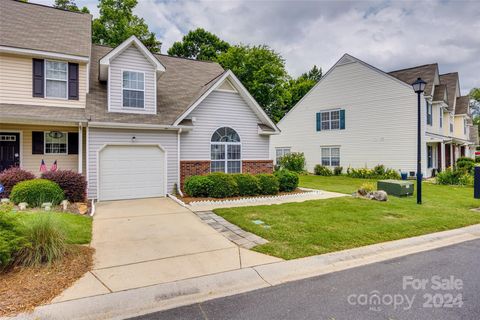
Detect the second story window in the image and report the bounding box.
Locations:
[426,101,432,125]
[316,109,345,131]
[450,116,454,133]
[122,71,145,108]
[464,118,467,135]
[439,110,443,128]
[45,60,67,99]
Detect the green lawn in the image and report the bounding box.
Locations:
[214,175,480,260]
[17,211,92,244]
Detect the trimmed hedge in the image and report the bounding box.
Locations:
[184,175,213,197]
[0,167,35,198]
[233,174,260,196]
[257,174,280,195]
[41,170,87,202]
[275,169,299,192]
[207,173,239,198]
[10,179,64,207]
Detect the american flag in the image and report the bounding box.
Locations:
[51,160,58,172]
[40,159,47,172]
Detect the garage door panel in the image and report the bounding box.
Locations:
[99,145,166,201]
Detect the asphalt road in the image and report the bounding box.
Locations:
[129,239,480,320]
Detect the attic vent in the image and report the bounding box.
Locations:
[337,55,355,66]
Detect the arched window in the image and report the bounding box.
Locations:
[211,127,241,173]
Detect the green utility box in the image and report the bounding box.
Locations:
[377,180,414,197]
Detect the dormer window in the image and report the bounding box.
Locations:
[122,70,145,108]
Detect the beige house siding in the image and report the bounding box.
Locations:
[0,123,85,175]
[0,53,87,108]
[454,116,469,141]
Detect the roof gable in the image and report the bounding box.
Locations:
[388,63,439,97]
[455,96,470,115]
[99,36,165,81]
[439,72,460,112]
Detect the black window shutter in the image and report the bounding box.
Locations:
[68,63,79,100]
[32,59,44,97]
[68,132,79,155]
[32,131,44,154]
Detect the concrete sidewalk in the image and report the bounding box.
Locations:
[52,198,281,303]
[10,223,480,320]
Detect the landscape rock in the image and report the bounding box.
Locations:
[18,202,28,210]
[76,203,88,215]
[41,202,52,208]
[1,198,10,204]
[61,200,69,211]
[368,190,388,201]
[44,206,51,211]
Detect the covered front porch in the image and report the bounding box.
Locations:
[426,133,474,177]
[0,122,86,175]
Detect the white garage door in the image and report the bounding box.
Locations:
[99,145,165,201]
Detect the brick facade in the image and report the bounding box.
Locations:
[180,160,274,190]
[242,160,274,175]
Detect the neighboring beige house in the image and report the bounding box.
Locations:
[271,54,478,178]
[0,0,279,201]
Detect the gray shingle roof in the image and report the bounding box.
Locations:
[433,84,447,103]
[0,103,87,122]
[455,96,470,115]
[388,64,438,98]
[439,73,459,112]
[86,44,225,125]
[0,0,91,57]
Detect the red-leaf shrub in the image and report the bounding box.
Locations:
[41,170,87,202]
[0,167,35,198]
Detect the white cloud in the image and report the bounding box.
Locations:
[32,0,480,93]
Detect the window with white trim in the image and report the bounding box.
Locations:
[439,109,443,128]
[122,71,145,108]
[45,131,67,154]
[211,127,241,173]
[321,110,340,130]
[464,118,467,135]
[45,60,67,98]
[426,101,432,125]
[275,147,291,164]
[321,146,340,166]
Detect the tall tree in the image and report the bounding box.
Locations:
[217,44,290,122]
[282,65,322,117]
[470,88,480,116]
[54,0,90,13]
[92,0,161,52]
[167,28,230,61]
[300,65,322,82]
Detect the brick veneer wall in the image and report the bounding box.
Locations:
[179,160,274,190]
[242,160,274,175]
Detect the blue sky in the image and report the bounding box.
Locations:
[34,0,480,94]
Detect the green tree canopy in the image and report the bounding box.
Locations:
[92,0,161,52]
[217,44,291,122]
[167,28,230,61]
[470,88,480,116]
[54,0,90,13]
[285,65,322,113]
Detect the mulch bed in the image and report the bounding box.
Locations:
[180,188,307,204]
[0,245,94,317]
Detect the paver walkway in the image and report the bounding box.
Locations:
[53,198,281,303]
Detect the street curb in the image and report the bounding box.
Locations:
[5,224,480,320]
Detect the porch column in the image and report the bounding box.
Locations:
[78,124,83,174]
[440,142,446,171]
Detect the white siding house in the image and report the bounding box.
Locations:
[272,54,426,175]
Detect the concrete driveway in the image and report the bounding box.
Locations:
[54,198,280,302]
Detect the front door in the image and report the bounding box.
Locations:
[0,132,20,171]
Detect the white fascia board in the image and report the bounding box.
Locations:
[99,35,165,80]
[0,46,89,62]
[173,70,280,133]
[88,121,191,131]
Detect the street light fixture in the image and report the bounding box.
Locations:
[412,77,426,204]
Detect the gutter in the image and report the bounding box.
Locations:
[177,129,184,197]
[88,121,193,131]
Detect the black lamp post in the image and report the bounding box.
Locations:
[412,77,427,204]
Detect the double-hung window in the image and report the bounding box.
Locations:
[321,147,340,166]
[426,101,432,125]
[275,147,291,164]
[45,131,67,154]
[427,145,433,168]
[211,127,241,173]
[464,118,467,135]
[123,71,145,108]
[317,109,344,131]
[45,60,68,99]
[439,109,443,128]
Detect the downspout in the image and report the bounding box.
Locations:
[177,128,184,197]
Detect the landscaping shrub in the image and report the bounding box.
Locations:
[373,164,386,176]
[275,169,299,192]
[459,174,474,186]
[383,168,401,180]
[436,168,462,185]
[15,214,67,267]
[333,166,343,175]
[10,179,64,207]
[256,174,280,195]
[233,174,260,196]
[184,175,213,197]
[207,173,239,198]
[0,204,26,272]
[346,165,401,179]
[456,157,475,174]
[357,182,375,196]
[41,170,87,202]
[0,167,35,198]
[278,152,306,172]
[314,165,332,176]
